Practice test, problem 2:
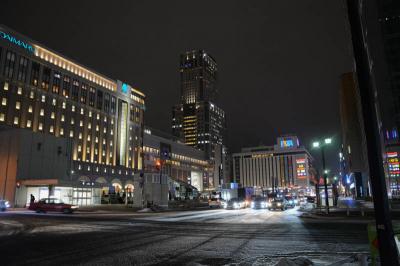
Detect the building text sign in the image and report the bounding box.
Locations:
[0,31,34,53]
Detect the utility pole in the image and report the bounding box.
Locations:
[346,0,399,264]
[321,146,330,214]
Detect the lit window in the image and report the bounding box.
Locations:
[79,133,82,139]
[110,152,113,158]
[15,101,21,110]
[29,91,35,99]
[86,147,90,153]
[62,102,66,109]
[103,128,106,133]
[87,135,91,141]
[17,87,22,95]
[26,120,32,128]
[111,119,114,125]
[96,125,99,131]
[60,128,64,135]
[89,111,92,117]
[41,95,46,102]
[110,141,113,146]
[88,123,91,129]
[13,117,19,125]
[71,118,75,125]
[69,130,74,137]
[1,98,7,106]
[110,129,113,135]
[49,126,54,133]
[52,99,56,106]
[61,115,65,122]
[104,117,107,122]
[78,145,82,152]
[51,112,55,119]
[40,109,44,116]
[28,105,33,113]
[97,114,100,120]
[103,139,106,145]
[0,113,4,121]
[95,137,98,143]
[72,105,75,112]
[80,120,83,127]
[4,82,9,91]
[38,123,43,131]
[80,108,84,115]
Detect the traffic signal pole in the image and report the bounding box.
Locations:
[346,0,399,264]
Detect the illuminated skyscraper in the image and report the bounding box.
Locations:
[172,50,227,189]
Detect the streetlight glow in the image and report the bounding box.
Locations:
[324,138,332,144]
[312,141,320,148]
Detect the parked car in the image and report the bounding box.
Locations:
[0,199,10,211]
[223,198,246,209]
[306,196,316,204]
[28,198,78,214]
[267,198,289,211]
[208,198,222,208]
[250,197,267,209]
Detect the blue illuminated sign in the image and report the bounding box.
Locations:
[0,31,34,53]
[280,139,294,148]
[121,83,128,94]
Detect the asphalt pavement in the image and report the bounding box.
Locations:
[0,207,370,265]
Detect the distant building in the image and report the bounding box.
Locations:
[171,50,227,189]
[339,72,369,197]
[232,136,313,191]
[0,25,145,206]
[143,127,211,192]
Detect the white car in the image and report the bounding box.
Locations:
[0,199,10,211]
[208,198,222,208]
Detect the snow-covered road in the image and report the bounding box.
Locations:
[0,207,369,265]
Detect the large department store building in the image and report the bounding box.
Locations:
[0,25,145,206]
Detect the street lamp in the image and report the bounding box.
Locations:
[312,137,332,214]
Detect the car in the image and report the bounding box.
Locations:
[208,198,222,208]
[267,198,289,211]
[28,198,78,214]
[250,197,267,209]
[0,199,10,211]
[223,198,246,209]
[284,196,296,208]
[306,196,316,203]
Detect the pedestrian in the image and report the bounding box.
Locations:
[30,194,35,203]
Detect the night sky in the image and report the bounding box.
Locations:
[1,0,353,171]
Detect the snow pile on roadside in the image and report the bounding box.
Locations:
[137,208,154,213]
[274,257,313,266]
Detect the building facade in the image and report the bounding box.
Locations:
[171,50,227,189]
[143,127,211,192]
[0,25,145,206]
[232,136,313,191]
[339,72,370,197]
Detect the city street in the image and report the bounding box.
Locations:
[0,207,370,265]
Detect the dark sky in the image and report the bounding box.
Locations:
[1,0,353,171]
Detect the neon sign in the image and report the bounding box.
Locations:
[121,83,128,94]
[0,31,34,53]
[296,158,306,178]
[280,139,294,148]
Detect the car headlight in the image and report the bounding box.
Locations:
[5,201,10,208]
[233,203,239,208]
[277,203,281,206]
[294,200,298,204]
[289,200,293,204]
[267,202,271,207]
[251,202,255,207]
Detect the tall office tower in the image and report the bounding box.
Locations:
[172,50,226,189]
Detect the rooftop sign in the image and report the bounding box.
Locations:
[0,31,34,53]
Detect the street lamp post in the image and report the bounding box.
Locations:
[312,138,332,214]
